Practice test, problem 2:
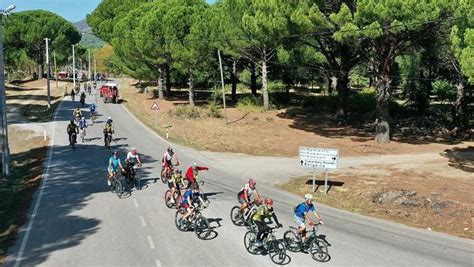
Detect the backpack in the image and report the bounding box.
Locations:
[294,202,305,213]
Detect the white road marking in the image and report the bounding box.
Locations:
[133,198,139,208]
[139,216,147,227]
[147,235,156,249]
[13,100,64,267]
[155,259,162,267]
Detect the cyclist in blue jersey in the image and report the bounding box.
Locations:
[179,183,206,226]
[89,103,96,114]
[294,194,324,243]
[107,151,124,187]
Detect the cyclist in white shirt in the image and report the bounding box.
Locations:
[126,147,142,166]
[237,179,261,212]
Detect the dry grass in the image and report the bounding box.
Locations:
[0,127,48,263]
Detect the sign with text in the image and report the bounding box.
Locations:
[299,147,339,169]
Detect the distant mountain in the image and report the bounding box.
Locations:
[74,19,105,48]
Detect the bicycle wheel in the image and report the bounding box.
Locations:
[309,237,329,262]
[243,231,260,255]
[230,206,244,226]
[114,180,123,198]
[269,240,287,265]
[174,210,189,232]
[160,169,167,184]
[164,190,174,208]
[194,216,211,240]
[283,230,301,252]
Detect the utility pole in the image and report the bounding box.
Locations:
[93,54,97,88]
[44,38,51,109]
[53,51,58,90]
[72,44,76,89]
[88,49,91,83]
[0,4,16,178]
[218,50,228,125]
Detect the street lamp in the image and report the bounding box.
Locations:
[0,4,16,178]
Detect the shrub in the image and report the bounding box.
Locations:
[268,81,286,93]
[237,95,264,112]
[348,87,376,114]
[432,80,456,103]
[206,101,222,118]
[168,105,201,119]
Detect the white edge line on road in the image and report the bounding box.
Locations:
[155,259,162,267]
[133,198,139,208]
[147,236,156,249]
[13,99,64,267]
[139,216,147,227]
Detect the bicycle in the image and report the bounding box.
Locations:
[243,224,287,265]
[174,203,211,240]
[124,161,141,190]
[105,132,113,149]
[283,222,329,262]
[230,201,259,227]
[79,128,86,143]
[160,164,175,183]
[69,132,77,150]
[90,112,96,125]
[164,183,186,209]
[109,171,123,198]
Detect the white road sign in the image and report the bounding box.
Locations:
[150,101,159,110]
[299,147,339,169]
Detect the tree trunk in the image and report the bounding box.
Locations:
[261,59,269,110]
[188,69,195,107]
[250,62,257,96]
[157,67,164,100]
[231,59,238,103]
[165,64,171,96]
[336,72,349,117]
[375,75,391,143]
[454,81,467,130]
[329,76,337,95]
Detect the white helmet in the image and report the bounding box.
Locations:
[304,194,313,200]
[108,116,112,120]
[192,162,198,167]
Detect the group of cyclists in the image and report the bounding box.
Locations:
[69,84,325,254]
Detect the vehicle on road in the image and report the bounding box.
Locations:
[174,203,211,240]
[283,222,329,262]
[99,83,119,103]
[244,225,287,265]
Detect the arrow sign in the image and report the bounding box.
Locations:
[150,101,159,111]
[299,147,339,169]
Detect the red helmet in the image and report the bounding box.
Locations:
[248,179,256,185]
[264,198,273,205]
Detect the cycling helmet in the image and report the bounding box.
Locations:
[107,116,112,120]
[131,147,137,151]
[167,147,173,153]
[112,151,118,155]
[248,179,256,185]
[192,162,198,168]
[81,117,85,120]
[192,183,200,190]
[304,194,313,200]
[264,198,273,205]
[70,120,74,123]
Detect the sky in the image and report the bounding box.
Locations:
[1,0,216,23]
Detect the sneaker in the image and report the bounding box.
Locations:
[107,180,111,186]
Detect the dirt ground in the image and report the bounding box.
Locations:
[119,78,473,239]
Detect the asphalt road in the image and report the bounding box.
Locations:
[5,83,473,266]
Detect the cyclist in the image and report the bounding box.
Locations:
[80,91,86,106]
[73,107,82,120]
[162,147,179,175]
[179,183,206,226]
[71,88,76,101]
[89,103,96,114]
[107,151,125,187]
[294,194,324,243]
[238,179,261,212]
[168,169,184,204]
[103,120,114,146]
[106,116,113,125]
[251,198,282,247]
[126,147,142,166]
[66,120,79,146]
[185,162,208,187]
[78,117,88,138]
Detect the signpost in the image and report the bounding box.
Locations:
[299,147,339,194]
[151,101,159,128]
